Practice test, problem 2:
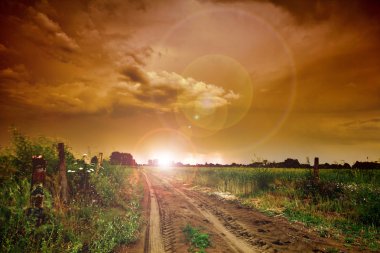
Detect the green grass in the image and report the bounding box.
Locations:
[170,166,380,251]
[0,166,143,253]
[0,130,144,252]
[183,224,211,253]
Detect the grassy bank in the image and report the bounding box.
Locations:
[0,131,143,252]
[172,167,380,251]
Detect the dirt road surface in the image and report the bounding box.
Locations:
[122,169,364,253]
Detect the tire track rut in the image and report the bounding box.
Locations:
[125,170,364,253]
[153,173,260,253]
[157,197,176,253]
[178,183,356,253]
[142,172,165,253]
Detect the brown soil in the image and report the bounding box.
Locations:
[120,169,370,253]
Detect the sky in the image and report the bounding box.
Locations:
[0,0,380,165]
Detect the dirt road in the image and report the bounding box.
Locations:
[124,169,360,253]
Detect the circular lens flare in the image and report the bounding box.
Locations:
[152,7,298,149]
[177,54,253,137]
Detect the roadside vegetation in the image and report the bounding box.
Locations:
[174,167,380,251]
[0,130,143,252]
[183,224,211,253]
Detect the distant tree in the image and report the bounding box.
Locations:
[110,152,122,165]
[91,156,98,165]
[353,161,380,170]
[283,158,301,168]
[110,151,135,166]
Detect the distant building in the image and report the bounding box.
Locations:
[148,159,158,166]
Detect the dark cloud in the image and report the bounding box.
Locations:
[206,0,380,26]
[0,0,38,16]
[120,65,148,83]
[26,10,79,53]
[0,3,80,68]
[267,0,380,24]
[0,0,379,163]
[117,68,240,111]
[134,85,179,105]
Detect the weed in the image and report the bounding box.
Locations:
[183,224,211,253]
[0,130,143,252]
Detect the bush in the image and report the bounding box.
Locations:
[353,187,380,226]
[90,209,140,252]
[296,178,344,200]
[0,130,142,252]
[254,168,275,191]
[89,175,117,207]
[0,177,82,253]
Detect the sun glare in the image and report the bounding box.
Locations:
[156,152,174,167]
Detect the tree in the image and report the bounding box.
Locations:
[110,151,135,166]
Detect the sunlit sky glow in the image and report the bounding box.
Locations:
[1,0,380,164]
[155,152,174,167]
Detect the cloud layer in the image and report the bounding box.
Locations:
[0,0,380,163]
[0,64,239,115]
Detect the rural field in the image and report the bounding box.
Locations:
[1,1,380,253]
[1,131,379,253]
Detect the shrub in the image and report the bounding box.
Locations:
[253,168,275,191]
[296,178,344,200]
[89,175,117,207]
[0,130,142,252]
[353,187,380,226]
[183,224,211,253]
[90,209,140,252]
[0,177,81,253]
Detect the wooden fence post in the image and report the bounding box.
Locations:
[30,155,46,225]
[313,157,319,183]
[58,143,68,204]
[96,152,103,175]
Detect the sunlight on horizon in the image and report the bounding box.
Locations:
[155,152,174,168]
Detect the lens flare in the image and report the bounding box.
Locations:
[178,54,253,137]
[154,151,174,168]
[132,128,197,165]
[154,7,297,145]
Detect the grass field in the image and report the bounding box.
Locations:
[0,164,143,253]
[171,166,380,251]
[0,131,143,253]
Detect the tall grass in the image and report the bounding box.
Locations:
[172,166,380,250]
[0,130,143,252]
[176,167,308,196]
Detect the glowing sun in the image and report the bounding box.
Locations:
[156,152,174,167]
